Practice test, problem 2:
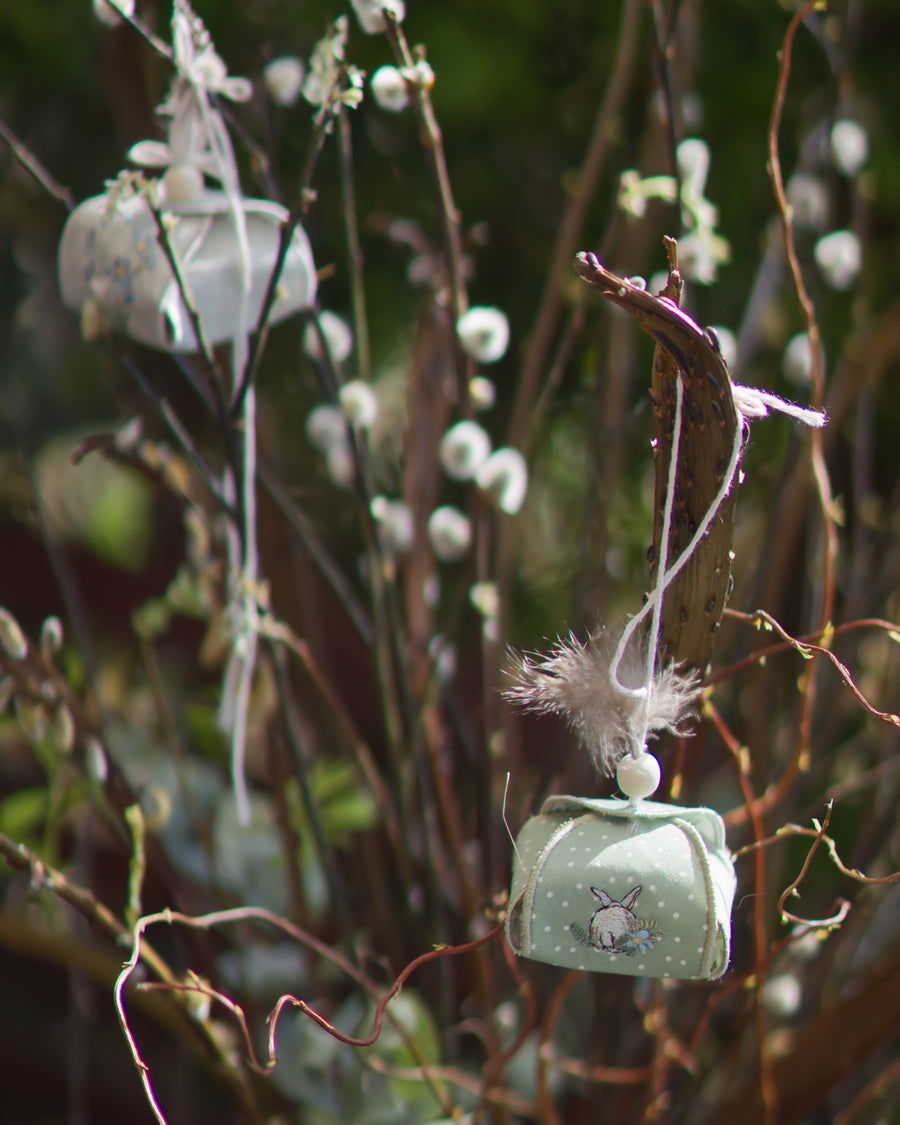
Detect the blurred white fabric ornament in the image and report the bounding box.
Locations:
[371,65,409,112]
[439,420,492,481]
[350,0,405,35]
[264,57,306,107]
[476,447,528,514]
[830,119,869,178]
[814,229,861,291]
[92,0,135,27]
[427,506,472,561]
[58,189,317,352]
[456,306,510,364]
[303,311,354,364]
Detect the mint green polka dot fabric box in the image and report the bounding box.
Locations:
[506,796,736,980]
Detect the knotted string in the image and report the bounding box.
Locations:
[609,373,826,759]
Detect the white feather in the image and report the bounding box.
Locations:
[504,629,701,774]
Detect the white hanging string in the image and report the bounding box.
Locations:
[609,373,826,759]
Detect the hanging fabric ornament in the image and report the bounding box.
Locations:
[505,795,735,980]
[58,0,317,355]
[504,243,825,981]
[58,186,317,352]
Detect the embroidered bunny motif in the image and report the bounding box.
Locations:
[588,885,643,951]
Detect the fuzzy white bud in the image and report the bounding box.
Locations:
[325,442,355,487]
[469,376,496,412]
[371,497,414,555]
[85,736,109,783]
[306,404,347,452]
[371,65,409,112]
[350,0,405,35]
[439,420,492,481]
[339,380,378,429]
[786,173,828,230]
[428,635,457,683]
[476,447,528,515]
[264,56,306,107]
[427,506,472,561]
[782,333,813,385]
[0,608,27,660]
[40,616,64,659]
[469,581,499,620]
[762,973,802,1018]
[830,119,868,178]
[304,311,354,364]
[814,229,861,291]
[409,61,435,89]
[92,0,135,27]
[456,306,510,364]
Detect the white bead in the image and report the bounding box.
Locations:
[616,753,661,799]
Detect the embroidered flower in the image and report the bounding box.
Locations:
[617,919,664,956]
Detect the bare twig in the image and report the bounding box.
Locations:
[114,903,503,1125]
[0,117,74,209]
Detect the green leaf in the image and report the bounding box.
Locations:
[0,787,47,842]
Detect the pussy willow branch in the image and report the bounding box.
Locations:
[118,355,236,514]
[144,194,222,384]
[231,81,339,416]
[382,14,471,399]
[338,105,371,382]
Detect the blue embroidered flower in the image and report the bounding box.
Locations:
[615,918,663,956]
